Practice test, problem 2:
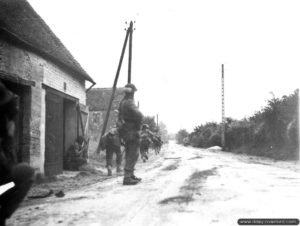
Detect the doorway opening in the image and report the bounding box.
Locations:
[0,79,31,163]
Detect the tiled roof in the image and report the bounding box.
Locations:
[0,0,95,83]
[87,88,124,111]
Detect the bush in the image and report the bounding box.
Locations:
[142,116,158,131]
[189,122,222,148]
[189,133,203,147]
[175,129,189,144]
[225,119,253,149]
[189,89,299,160]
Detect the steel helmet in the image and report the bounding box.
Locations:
[142,124,149,130]
[124,83,137,93]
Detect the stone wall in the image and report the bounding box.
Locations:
[0,39,87,172]
[0,39,43,170]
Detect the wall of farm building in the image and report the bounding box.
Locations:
[0,39,87,173]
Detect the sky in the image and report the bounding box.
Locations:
[28,0,300,133]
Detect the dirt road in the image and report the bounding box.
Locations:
[8,142,300,226]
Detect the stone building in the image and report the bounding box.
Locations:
[0,0,95,176]
[86,88,123,150]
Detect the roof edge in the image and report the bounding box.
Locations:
[0,27,95,84]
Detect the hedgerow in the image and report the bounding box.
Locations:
[178,89,299,160]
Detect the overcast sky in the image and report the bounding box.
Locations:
[28,0,299,133]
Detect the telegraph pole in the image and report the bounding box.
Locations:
[128,21,134,84]
[96,22,132,153]
[97,21,136,153]
[221,64,226,148]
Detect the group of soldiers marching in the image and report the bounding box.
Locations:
[99,83,163,184]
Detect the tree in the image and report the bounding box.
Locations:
[175,129,189,144]
[142,116,157,131]
[158,122,168,143]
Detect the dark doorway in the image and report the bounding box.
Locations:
[45,86,78,176]
[63,98,78,169]
[45,89,64,176]
[0,79,31,163]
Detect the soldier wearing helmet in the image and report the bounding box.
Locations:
[142,124,149,130]
[124,83,137,92]
[100,127,123,176]
[140,124,155,162]
[118,83,143,185]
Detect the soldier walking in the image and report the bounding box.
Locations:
[140,124,155,162]
[0,81,35,226]
[100,127,123,176]
[118,83,143,185]
[152,129,163,155]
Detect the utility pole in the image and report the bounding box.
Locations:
[221,64,226,148]
[96,22,132,153]
[156,114,159,129]
[128,21,134,84]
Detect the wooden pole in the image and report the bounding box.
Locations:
[96,26,131,153]
[221,64,226,148]
[77,104,85,138]
[128,21,133,84]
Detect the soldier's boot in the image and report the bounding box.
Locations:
[107,165,112,176]
[123,176,139,185]
[116,165,122,173]
[123,170,139,185]
[131,175,142,181]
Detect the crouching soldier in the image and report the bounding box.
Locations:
[118,83,144,185]
[140,124,155,162]
[100,127,122,176]
[65,136,87,171]
[0,81,35,226]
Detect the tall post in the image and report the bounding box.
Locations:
[97,25,131,153]
[128,21,133,84]
[221,64,226,148]
[156,114,159,128]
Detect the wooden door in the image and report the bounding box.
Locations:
[45,90,63,176]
